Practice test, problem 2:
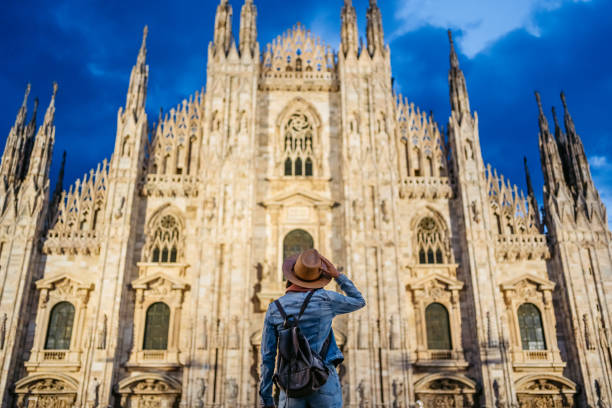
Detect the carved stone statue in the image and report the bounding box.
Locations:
[198,316,208,350]
[196,377,206,408]
[0,313,7,349]
[226,378,238,403]
[88,377,100,407]
[392,378,404,408]
[97,314,107,350]
[356,380,369,408]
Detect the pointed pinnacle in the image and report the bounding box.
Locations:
[23,83,31,107]
[560,91,568,110]
[551,106,560,130]
[534,91,544,115]
[448,30,459,69]
[52,82,58,101]
[142,25,149,47]
[524,156,535,196]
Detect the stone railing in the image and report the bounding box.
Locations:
[494,234,550,262]
[141,174,200,197]
[399,177,453,200]
[43,231,100,256]
[43,351,67,361]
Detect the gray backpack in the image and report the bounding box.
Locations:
[273,289,332,398]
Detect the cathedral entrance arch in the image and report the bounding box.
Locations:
[283,229,314,261]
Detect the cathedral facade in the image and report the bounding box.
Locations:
[0,0,611,406]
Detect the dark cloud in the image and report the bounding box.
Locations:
[0,0,610,210]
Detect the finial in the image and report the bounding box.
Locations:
[142,25,148,46]
[448,29,459,69]
[534,91,544,115]
[23,83,31,107]
[344,0,352,5]
[551,106,560,130]
[560,91,568,110]
[52,82,58,100]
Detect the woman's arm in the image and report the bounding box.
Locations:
[328,274,366,315]
[259,304,278,407]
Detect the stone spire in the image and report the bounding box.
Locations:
[560,92,593,197]
[25,83,57,185]
[125,26,149,113]
[239,0,257,58]
[366,0,385,57]
[0,84,39,188]
[48,150,66,222]
[341,0,358,57]
[524,156,541,230]
[536,91,568,201]
[448,30,471,117]
[213,0,234,56]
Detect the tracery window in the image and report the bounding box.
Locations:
[283,112,314,177]
[44,302,75,350]
[425,303,452,350]
[283,229,314,261]
[143,302,170,350]
[149,215,180,263]
[518,303,546,350]
[417,217,446,264]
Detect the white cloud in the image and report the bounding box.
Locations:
[590,155,608,168]
[391,0,588,57]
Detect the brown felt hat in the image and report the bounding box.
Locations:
[282,248,334,289]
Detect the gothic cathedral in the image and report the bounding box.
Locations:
[0,0,611,407]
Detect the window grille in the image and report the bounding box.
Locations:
[45,302,75,350]
[143,302,170,350]
[518,303,546,350]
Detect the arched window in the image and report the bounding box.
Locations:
[425,303,451,350]
[305,158,313,176]
[283,229,314,261]
[45,302,75,350]
[282,112,314,177]
[518,303,546,350]
[143,302,170,350]
[149,214,180,263]
[417,217,447,264]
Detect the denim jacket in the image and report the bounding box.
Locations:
[259,274,366,406]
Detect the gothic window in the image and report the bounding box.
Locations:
[149,214,180,263]
[44,302,75,350]
[518,303,546,350]
[425,303,452,350]
[143,302,170,350]
[417,217,447,264]
[282,112,314,177]
[283,229,314,261]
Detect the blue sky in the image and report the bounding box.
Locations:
[1,0,611,216]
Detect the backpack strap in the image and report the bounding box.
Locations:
[274,300,288,322]
[320,330,333,358]
[297,289,318,320]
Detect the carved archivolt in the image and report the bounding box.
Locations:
[14,373,79,408]
[515,374,576,408]
[116,374,181,408]
[414,373,476,408]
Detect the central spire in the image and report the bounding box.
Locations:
[125,26,149,112]
[448,30,471,116]
[366,0,385,57]
[341,0,358,57]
